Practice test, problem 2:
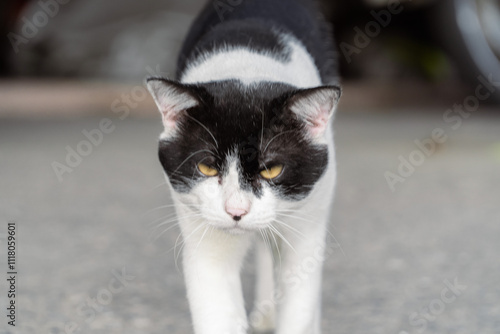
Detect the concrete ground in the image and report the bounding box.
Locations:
[1,93,500,334]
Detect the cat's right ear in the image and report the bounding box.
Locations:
[146,78,199,134]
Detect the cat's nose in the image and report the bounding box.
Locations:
[225,205,248,221]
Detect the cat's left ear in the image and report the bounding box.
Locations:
[288,86,341,139]
[146,77,200,134]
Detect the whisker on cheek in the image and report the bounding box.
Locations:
[274,211,345,257]
[174,220,207,269]
[272,219,306,240]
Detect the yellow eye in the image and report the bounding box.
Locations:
[260,165,283,180]
[198,163,218,177]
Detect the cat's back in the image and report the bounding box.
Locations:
[177,0,337,86]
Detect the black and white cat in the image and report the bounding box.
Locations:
[146,0,341,333]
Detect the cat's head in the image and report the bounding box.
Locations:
[146,78,340,234]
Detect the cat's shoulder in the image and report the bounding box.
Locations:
[176,0,338,85]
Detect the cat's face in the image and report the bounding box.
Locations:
[147,79,340,234]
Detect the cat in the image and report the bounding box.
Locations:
[146,0,341,333]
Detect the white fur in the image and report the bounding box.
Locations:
[165,35,338,334]
[181,36,322,88]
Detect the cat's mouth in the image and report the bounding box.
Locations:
[220,225,249,235]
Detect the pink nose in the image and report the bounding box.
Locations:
[225,206,248,221]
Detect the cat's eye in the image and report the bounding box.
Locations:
[198,163,218,177]
[260,164,283,180]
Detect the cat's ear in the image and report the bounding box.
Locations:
[288,86,341,138]
[146,77,199,133]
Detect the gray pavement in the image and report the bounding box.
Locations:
[1,108,500,334]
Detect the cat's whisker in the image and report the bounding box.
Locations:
[275,212,321,225]
[198,137,220,157]
[208,224,216,239]
[150,213,204,236]
[146,212,178,227]
[259,110,265,151]
[268,224,297,255]
[142,202,202,218]
[259,228,277,271]
[173,232,185,272]
[141,204,177,218]
[172,149,214,176]
[271,228,283,271]
[186,114,219,149]
[259,228,272,256]
[142,180,169,194]
[146,210,202,229]
[174,221,207,271]
[263,130,295,153]
[275,209,339,230]
[258,229,265,245]
[156,218,196,255]
[174,222,204,267]
[275,208,317,218]
[272,219,307,240]
[150,221,181,243]
[148,213,200,243]
[191,156,212,178]
[194,225,211,255]
[265,229,273,258]
[274,212,345,257]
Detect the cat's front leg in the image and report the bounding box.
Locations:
[274,222,328,334]
[181,223,252,334]
[250,238,276,333]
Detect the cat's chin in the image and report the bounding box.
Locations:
[208,221,272,235]
[220,226,251,235]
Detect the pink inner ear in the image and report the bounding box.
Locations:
[161,105,181,129]
[309,107,330,137]
[162,112,176,129]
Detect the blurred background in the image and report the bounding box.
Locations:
[1,1,500,333]
[1,0,500,111]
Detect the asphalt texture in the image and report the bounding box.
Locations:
[1,108,500,334]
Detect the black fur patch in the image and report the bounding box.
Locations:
[158,81,328,201]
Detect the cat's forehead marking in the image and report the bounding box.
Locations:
[222,157,239,185]
[221,147,263,197]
